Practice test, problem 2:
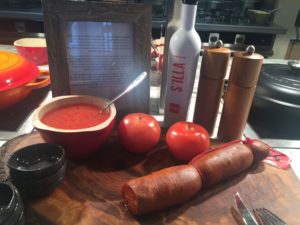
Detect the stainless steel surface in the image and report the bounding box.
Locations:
[0,91,52,143]
[244,115,300,149]
[235,192,259,225]
[259,139,300,149]
[100,72,148,113]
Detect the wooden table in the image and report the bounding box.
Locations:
[1,131,300,225]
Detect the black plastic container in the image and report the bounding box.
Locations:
[8,143,66,197]
[8,143,65,180]
[0,182,17,224]
[0,183,24,225]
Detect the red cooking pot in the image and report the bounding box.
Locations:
[0,51,50,109]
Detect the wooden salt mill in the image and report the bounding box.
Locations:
[218,45,263,141]
[193,41,231,135]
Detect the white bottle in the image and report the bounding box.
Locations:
[159,0,182,113]
[163,0,201,127]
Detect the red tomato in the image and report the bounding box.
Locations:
[118,113,161,153]
[166,121,210,162]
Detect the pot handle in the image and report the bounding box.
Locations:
[25,70,51,89]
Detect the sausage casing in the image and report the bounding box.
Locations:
[245,139,270,163]
[122,165,202,215]
[190,143,253,188]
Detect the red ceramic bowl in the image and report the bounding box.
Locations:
[14,38,48,65]
[32,95,116,160]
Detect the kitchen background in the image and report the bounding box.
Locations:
[0,0,299,58]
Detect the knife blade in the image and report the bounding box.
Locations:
[235,192,259,225]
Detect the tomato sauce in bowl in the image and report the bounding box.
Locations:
[41,103,110,129]
[33,95,116,160]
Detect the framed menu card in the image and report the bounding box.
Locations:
[42,0,151,118]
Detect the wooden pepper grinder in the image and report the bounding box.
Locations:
[193,41,231,135]
[218,45,263,141]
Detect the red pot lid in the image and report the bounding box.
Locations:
[0,51,39,92]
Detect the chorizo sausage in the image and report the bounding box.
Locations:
[189,138,270,188]
[190,142,253,188]
[122,165,201,215]
[244,138,270,163]
[122,138,270,215]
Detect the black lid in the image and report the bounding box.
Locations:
[255,63,300,106]
[182,0,198,5]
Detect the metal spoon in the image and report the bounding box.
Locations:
[100,71,148,114]
[268,7,281,14]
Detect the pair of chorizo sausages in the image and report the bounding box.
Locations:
[122,139,270,215]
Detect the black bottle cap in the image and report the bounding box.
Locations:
[182,0,198,5]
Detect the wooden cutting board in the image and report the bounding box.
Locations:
[1,131,300,225]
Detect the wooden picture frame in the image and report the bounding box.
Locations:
[42,0,151,118]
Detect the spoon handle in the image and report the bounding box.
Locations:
[101,71,148,113]
[269,7,281,14]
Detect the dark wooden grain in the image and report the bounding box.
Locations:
[42,0,151,118]
[1,132,300,225]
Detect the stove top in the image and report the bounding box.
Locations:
[0,86,50,141]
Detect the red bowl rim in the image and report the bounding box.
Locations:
[13,38,47,48]
[32,95,116,133]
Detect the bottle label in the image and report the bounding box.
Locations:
[164,53,199,127]
[170,61,185,93]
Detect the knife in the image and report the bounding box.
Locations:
[235,192,259,225]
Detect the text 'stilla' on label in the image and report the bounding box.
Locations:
[170,55,186,93]
[168,55,186,115]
